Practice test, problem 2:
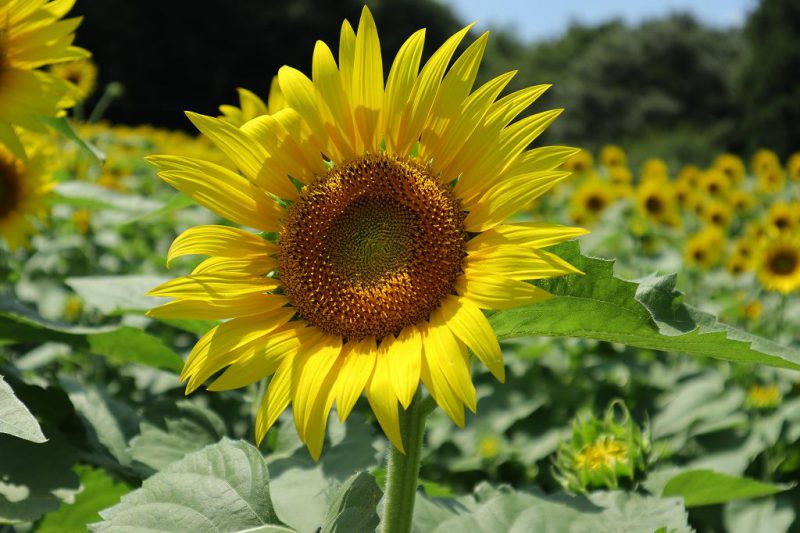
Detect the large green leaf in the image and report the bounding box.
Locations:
[0,375,46,443]
[413,483,691,533]
[37,466,130,532]
[321,472,382,533]
[91,439,291,532]
[490,242,800,371]
[661,469,792,507]
[128,401,227,472]
[0,434,80,524]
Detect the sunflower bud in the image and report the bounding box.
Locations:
[553,400,651,493]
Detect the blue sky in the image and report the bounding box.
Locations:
[443,0,756,41]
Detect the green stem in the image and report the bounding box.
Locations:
[382,391,433,533]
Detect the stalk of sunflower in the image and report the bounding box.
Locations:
[147,7,586,531]
[0,0,90,156]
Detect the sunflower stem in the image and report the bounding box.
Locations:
[382,390,432,533]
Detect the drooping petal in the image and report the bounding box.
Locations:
[147,293,288,321]
[455,270,552,310]
[333,337,377,422]
[166,225,276,267]
[366,347,404,452]
[428,307,477,413]
[386,325,423,409]
[438,295,505,382]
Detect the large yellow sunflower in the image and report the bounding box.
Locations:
[0,0,89,156]
[147,8,586,459]
[0,139,53,249]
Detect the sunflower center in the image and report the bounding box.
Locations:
[279,153,465,340]
[0,151,22,220]
[769,250,798,276]
[586,195,606,212]
[644,196,662,214]
[774,216,790,230]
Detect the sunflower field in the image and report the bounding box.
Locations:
[1,1,799,532]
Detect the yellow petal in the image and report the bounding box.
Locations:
[428,308,477,413]
[366,349,404,452]
[334,337,377,422]
[438,295,504,382]
[467,222,589,251]
[386,325,423,409]
[255,356,293,444]
[207,324,303,391]
[147,274,280,300]
[181,308,295,393]
[191,256,276,277]
[464,171,571,232]
[312,40,358,158]
[167,225,276,267]
[393,24,472,156]
[147,293,288,321]
[455,271,552,310]
[146,155,283,232]
[291,332,343,439]
[338,19,356,92]
[185,112,268,183]
[383,29,425,154]
[420,325,465,427]
[465,246,583,280]
[351,6,383,151]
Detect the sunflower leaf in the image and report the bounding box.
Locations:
[661,469,792,507]
[0,374,47,443]
[489,241,800,371]
[39,115,105,164]
[90,438,290,532]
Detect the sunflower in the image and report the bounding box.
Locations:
[607,165,632,185]
[570,178,614,225]
[729,190,755,213]
[50,58,97,102]
[701,200,732,228]
[751,148,780,177]
[635,179,679,227]
[676,164,701,188]
[757,166,786,195]
[218,76,288,127]
[562,149,593,174]
[640,158,669,183]
[599,144,626,168]
[766,202,797,234]
[684,227,725,269]
[147,8,586,459]
[698,169,731,198]
[755,236,800,294]
[788,152,800,181]
[0,140,53,249]
[0,0,89,156]
[713,153,745,184]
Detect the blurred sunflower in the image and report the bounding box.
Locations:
[147,8,586,459]
[570,178,614,225]
[635,180,679,227]
[725,254,748,276]
[751,148,780,177]
[599,144,626,168]
[0,141,53,249]
[699,169,731,198]
[757,165,786,195]
[607,165,632,185]
[218,76,288,127]
[684,227,725,269]
[50,58,97,102]
[0,0,89,155]
[676,164,701,188]
[640,158,669,183]
[788,152,800,181]
[562,149,593,174]
[755,236,800,294]
[701,200,732,228]
[767,202,796,234]
[729,190,755,213]
[713,153,745,184]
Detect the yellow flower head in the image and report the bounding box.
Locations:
[599,144,626,168]
[570,178,614,225]
[751,148,780,177]
[676,164,701,188]
[0,0,90,156]
[146,8,586,459]
[713,153,745,184]
[701,200,732,228]
[635,179,679,227]
[607,165,632,185]
[746,384,781,410]
[575,437,629,472]
[699,169,731,198]
[50,58,98,102]
[0,140,53,249]
[562,148,593,174]
[766,201,797,234]
[757,166,785,195]
[684,227,725,269]
[755,236,800,294]
[640,158,669,183]
[729,189,755,213]
[787,152,800,181]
